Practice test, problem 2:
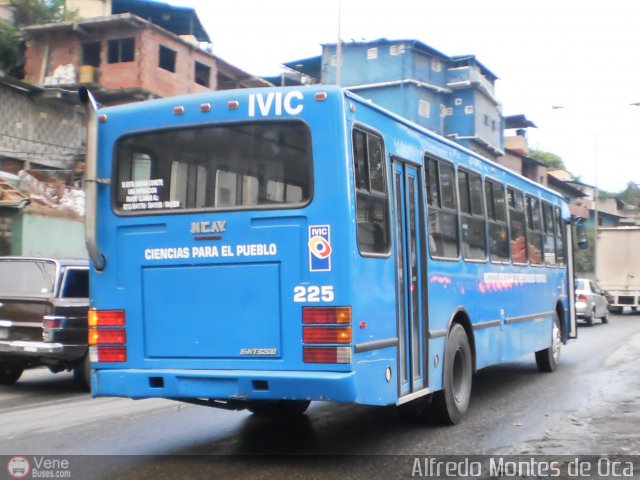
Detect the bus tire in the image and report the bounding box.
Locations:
[247,400,311,417]
[535,314,561,372]
[432,323,472,425]
[0,364,24,385]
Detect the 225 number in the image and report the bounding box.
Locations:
[293,285,335,303]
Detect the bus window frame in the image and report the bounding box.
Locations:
[525,194,544,267]
[457,166,487,263]
[425,154,460,262]
[484,176,510,265]
[506,185,528,266]
[351,123,392,258]
[110,119,315,216]
[541,200,558,267]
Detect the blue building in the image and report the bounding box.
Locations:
[282,38,504,160]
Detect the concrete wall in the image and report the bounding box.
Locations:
[65,0,112,18]
[0,81,85,172]
[11,212,87,258]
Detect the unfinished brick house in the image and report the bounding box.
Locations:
[21,6,269,105]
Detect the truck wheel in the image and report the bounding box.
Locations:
[536,315,561,372]
[0,364,24,385]
[431,323,473,425]
[73,353,91,391]
[247,400,311,417]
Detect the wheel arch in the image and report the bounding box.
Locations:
[447,307,477,373]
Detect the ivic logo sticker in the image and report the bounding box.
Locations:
[309,225,332,272]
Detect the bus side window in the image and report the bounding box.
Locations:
[542,201,557,266]
[554,206,566,266]
[485,179,509,262]
[507,187,527,264]
[458,168,486,261]
[525,195,544,265]
[352,129,390,255]
[426,156,459,259]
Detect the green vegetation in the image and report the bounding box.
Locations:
[0,0,76,78]
[529,149,566,170]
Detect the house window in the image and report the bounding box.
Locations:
[82,42,100,67]
[367,48,378,60]
[389,44,405,56]
[107,37,134,63]
[418,99,430,118]
[159,45,176,72]
[194,61,210,87]
[432,58,442,72]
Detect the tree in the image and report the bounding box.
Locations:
[529,149,566,170]
[0,0,76,78]
[619,181,640,208]
[0,21,20,77]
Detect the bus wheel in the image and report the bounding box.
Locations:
[247,400,311,417]
[0,364,24,385]
[432,323,472,425]
[535,315,561,372]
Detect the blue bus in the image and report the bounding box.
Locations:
[81,85,577,424]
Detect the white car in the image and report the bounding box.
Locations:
[575,278,610,325]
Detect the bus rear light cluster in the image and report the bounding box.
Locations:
[303,326,352,344]
[88,309,127,362]
[303,306,351,324]
[302,306,352,364]
[303,346,351,364]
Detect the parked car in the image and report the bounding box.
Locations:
[575,278,610,326]
[0,257,90,389]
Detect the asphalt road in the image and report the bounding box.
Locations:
[1,311,639,479]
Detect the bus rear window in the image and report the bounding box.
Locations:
[115,121,312,213]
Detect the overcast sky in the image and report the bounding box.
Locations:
[168,0,640,192]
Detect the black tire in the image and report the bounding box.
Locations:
[431,323,473,425]
[601,310,609,324]
[536,315,561,372]
[247,400,311,418]
[73,353,91,391]
[608,306,623,314]
[0,364,24,385]
[585,307,595,326]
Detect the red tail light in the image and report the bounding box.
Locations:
[577,294,587,301]
[89,328,126,346]
[303,326,352,344]
[303,306,352,324]
[43,316,62,329]
[303,346,351,364]
[89,309,125,327]
[95,346,127,362]
[89,309,127,362]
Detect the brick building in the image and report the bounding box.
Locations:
[21,13,269,105]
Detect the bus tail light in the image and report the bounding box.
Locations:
[91,346,127,363]
[89,309,125,327]
[89,309,127,362]
[304,347,351,364]
[89,328,126,346]
[303,306,351,324]
[303,326,352,344]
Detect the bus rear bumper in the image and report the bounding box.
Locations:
[92,368,358,403]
